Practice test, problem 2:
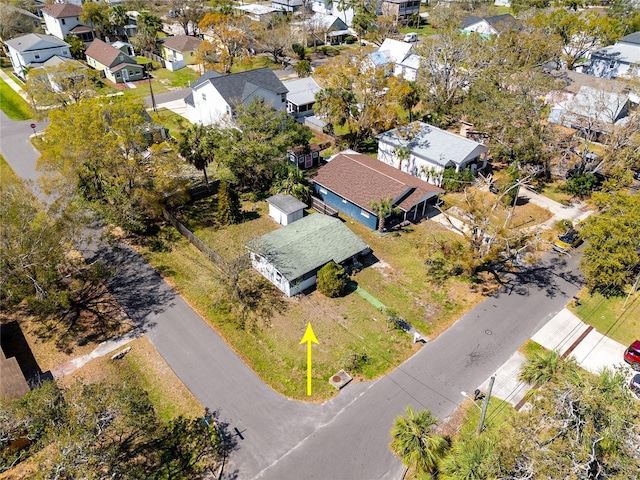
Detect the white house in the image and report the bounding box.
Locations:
[4,33,71,78]
[185,67,288,126]
[266,194,306,225]
[369,38,420,81]
[310,0,354,26]
[283,76,322,118]
[462,14,516,36]
[377,122,489,186]
[271,0,304,12]
[234,4,283,22]
[588,32,640,80]
[247,213,369,297]
[42,3,93,44]
[547,85,631,140]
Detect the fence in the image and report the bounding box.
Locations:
[311,196,338,216]
[140,50,166,67]
[162,209,228,274]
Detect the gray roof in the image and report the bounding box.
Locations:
[192,67,288,104]
[565,86,629,123]
[282,77,321,106]
[267,193,307,214]
[377,122,488,168]
[620,32,640,45]
[248,214,369,281]
[5,33,69,53]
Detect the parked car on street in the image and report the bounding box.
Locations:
[624,340,640,369]
[553,229,581,252]
[403,32,418,43]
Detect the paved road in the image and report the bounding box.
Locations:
[1,109,583,479]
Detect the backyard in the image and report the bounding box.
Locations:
[136,196,493,401]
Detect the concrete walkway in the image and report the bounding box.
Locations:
[478,307,628,409]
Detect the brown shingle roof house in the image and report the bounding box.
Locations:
[162,35,202,52]
[312,151,444,230]
[42,3,83,18]
[85,38,144,84]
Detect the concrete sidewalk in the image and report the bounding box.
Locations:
[0,69,29,101]
[478,308,628,408]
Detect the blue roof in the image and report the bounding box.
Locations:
[369,51,388,66]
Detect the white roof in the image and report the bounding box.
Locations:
[378,122,488,167]
[377,38,414,64]
[5,33,69,53]
[235,4,280,15]
[399,53,421,70]
[283,77,322,106]
[593,42,640,64]
[567,86,629,122]
[308,13,345,30]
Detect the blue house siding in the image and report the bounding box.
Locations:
[313,183,379,230]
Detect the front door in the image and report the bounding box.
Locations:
[122,69,129,82]
[305,154,313,168]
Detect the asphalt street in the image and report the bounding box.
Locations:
[1,108,583,479]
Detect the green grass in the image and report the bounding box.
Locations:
[456,396,516,439]
[0,154,22,189]
[569,289,640,345]
[519,339,545,359]
[0,77,32,120]
[151,108,188,135]
[540,181,573,206]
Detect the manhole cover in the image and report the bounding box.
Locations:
[485,329,493,335]
[332,375,341,382]
[329,370,353,390]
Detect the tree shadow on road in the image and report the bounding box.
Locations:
[495,255,584,299]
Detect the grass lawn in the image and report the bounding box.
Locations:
[151,108,189,135]
[569,288,640,345]
[0,77,32,120]
[137,198,492,400]
[540,181,573,206]
[1,154,21,189]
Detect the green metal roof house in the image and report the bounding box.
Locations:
[247,214,369,297]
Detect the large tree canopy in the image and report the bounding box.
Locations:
[37,97,186,232]
[580,190,640,295]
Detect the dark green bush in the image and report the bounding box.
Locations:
[316,261,349,297]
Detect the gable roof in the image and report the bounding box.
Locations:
[619,31,640,45]
[566,86,629,122]
[192,67,287,104]
[266,194,307,214]
[312,151,444,213]
[307,13,348,31]
[462,14,515,30]
[86,38,136,68]
[282,76,321,106]
[378,122,488,168]
[377,38,414,64]
[42,3,83,18]
[5,33,69,52]
[248,214,369,282]
[162,35,202,52]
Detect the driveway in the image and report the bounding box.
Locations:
[1,108,584,479]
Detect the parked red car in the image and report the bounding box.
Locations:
[624,340,640,369]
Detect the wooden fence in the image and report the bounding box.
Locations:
[311,196,338,216]
[163,209,228,274]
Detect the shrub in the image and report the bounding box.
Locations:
[440,167,474,192]
[291,43,305,60]
[216,182,242,225]
[316,261,349,297]
[566,173,598,198]
[345,35,355,44]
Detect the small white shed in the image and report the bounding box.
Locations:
[266,194,306,226]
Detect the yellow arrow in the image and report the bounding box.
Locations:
[299,322,319,396]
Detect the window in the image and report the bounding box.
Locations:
[609,60,616,69]
[342,199,347,203]
[190,51,194,56]
[34,53,40,59]
[202,93,206,101]
[319,188,327,194]
[61,19,66,25]
[281,93,286,102]
[360,211,370,219]
[116,73,121,78]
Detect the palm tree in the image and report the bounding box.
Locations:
[369,197,400,233]
[518,349,578,385]
[272,164,310,203]
[178,124,216,187]
[440,436,496,480]
[390,406,450,479]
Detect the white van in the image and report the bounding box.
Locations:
[403,32,418,43]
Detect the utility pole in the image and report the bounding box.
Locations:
[146,63,157,113]
[476,374,495,436]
